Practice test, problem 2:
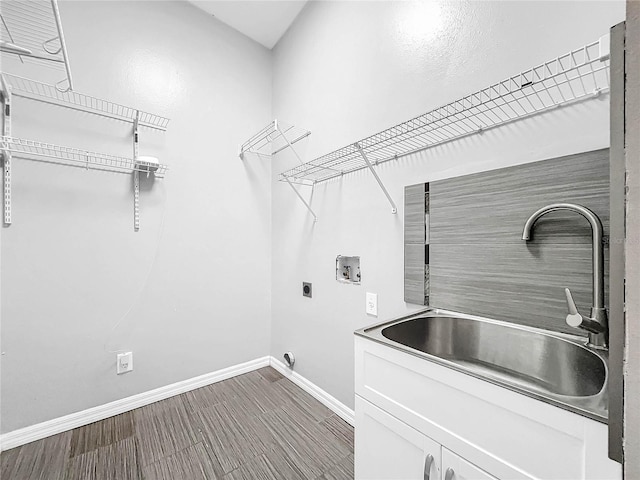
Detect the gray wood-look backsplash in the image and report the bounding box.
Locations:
[429,149,609,335]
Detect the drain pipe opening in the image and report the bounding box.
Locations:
[283,352,295,368]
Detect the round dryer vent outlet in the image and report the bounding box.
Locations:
[283,352,295,368]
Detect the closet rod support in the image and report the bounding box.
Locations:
[284,176,317,222]
[355,143,397,214]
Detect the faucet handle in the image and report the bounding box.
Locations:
[564,288,605,333]
[564,288,582,327]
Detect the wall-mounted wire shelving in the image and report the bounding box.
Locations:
[239,120,310,159]
[0,73,170,229]
[279,36,611,218]
[0,137,168,177]
[240,119,317,221]
[3,74,170,130]
[0,0,74,92]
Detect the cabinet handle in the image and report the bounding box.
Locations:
[423,453,434,480]
[445,467,455,480]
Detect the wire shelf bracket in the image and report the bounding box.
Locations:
[0,0,74,92]
[356,143,397,214]
[284,175,317,223]
[1,74,170,131]
[1,74,12,225]
[278,122,318,222]
[279,36,613,194]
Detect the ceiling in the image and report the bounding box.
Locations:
[189,1,308,49]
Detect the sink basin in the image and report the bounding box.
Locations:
[381,315,605,397]
[356,310,609,422]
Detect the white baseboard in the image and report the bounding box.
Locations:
[269,356,355,426]
[0,355,355,452]
[0,356,270,452]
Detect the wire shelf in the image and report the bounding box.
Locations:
[239,120,310,158]
[0,0,74,91]
[280,38,611,185]
[1,136,168,177]
[2,73,171,130]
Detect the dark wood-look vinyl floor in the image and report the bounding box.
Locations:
[1,367,354,480]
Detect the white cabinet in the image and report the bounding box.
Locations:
[355,396,441,480]
[355,336,621,480]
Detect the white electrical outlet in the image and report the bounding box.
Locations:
[366,292,378,316]
[117,352,133,375]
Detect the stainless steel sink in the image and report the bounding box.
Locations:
[356,309,609,423]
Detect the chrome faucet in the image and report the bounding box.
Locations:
[522,203,608,349]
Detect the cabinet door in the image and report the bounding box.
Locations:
[356,396,441,480]
[442,448,497,480]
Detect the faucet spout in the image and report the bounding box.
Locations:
[522,203,607,349]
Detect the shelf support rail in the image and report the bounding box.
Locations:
[1,74,12,225]
[355,143,397,214]
[133,110,140,232]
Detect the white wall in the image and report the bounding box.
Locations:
[0,1,273,433]
[0,0,630,437]
[270,0,626,410]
